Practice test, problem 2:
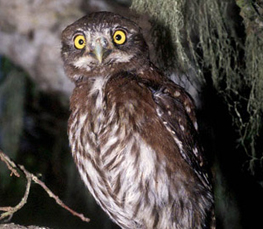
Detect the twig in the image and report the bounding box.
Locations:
[0,150,20,178]
[0,150,90,223]
[0,166,31,221]
[27,167,90,222]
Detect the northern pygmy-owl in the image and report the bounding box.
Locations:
[61,12,214,229]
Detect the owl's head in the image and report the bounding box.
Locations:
[61,11,149,82]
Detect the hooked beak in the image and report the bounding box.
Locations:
[94,41,103,64]
[91,37,111,64]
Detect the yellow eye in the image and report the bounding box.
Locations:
[74,35,86,49]
[113,30,126,45]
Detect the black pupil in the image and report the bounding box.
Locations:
[78,39,84,45]
[115,34,122,41]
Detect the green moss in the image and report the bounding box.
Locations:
[131,0,263,173]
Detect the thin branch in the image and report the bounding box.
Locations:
[0,150,20,178]
[0,150,90,223]
[0,166,31,221]
[27,167,90,223]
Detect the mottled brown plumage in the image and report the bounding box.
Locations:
[61,11,214,228]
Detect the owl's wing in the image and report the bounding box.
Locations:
[151,81,211,189]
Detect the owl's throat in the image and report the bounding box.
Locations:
[88,76,108,136]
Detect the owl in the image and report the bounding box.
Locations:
[61,11,214,229]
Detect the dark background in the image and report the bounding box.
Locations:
[1,0,263,228]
